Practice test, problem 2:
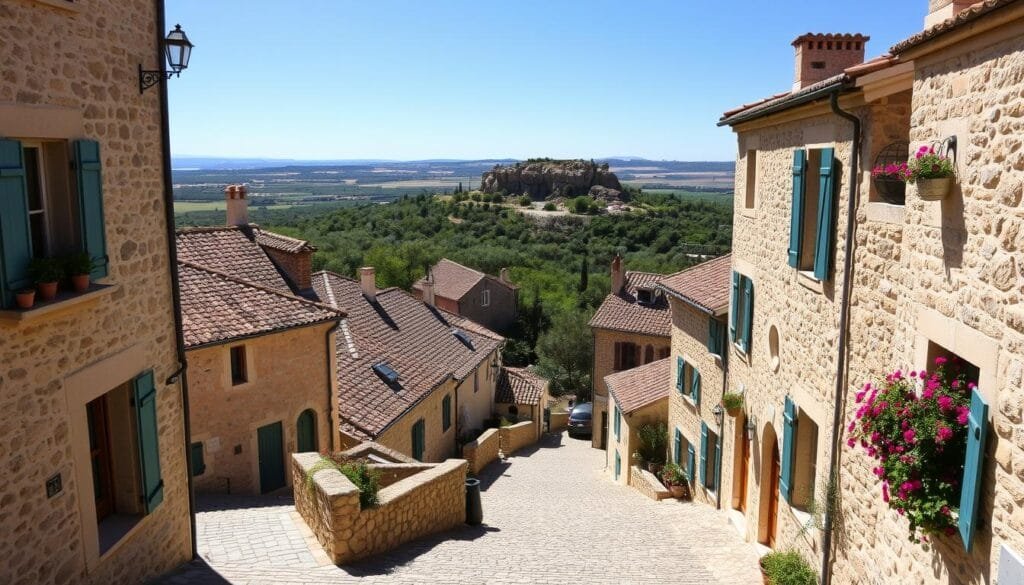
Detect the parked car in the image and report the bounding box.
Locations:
[567,402,593,438]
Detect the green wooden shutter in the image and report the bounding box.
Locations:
[412,419,425,461]
[133,369,164,513]
[687,444,695,483]
[741,277,754,353]
[788,149,807,268]
[813,148,837,280]
[442,394,452,431]
[0,139,33,307]
[959,389,989,552]
[190,442,206,476]
[780,396,796,503]
[674,428,682,465]
[714,429,722,491]
[707,318,719,354]
[676,357,684,393]
[74,140,108,279]
[700,422,709,487]
[691,368,701,405]
[615,450,621,480]
[729,271,739,343]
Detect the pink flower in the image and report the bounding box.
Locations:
[882,483,890,502]
[903,429,916,444]
[922,387,934,399]
[957,406,970,426]
[934,356,947,366]
[937,395,954,412]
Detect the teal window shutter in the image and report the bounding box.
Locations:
[687,444,695,484]
[614,406,621,441]
[691,368,701,405]
[741,277,754,353]
[813,148,837,281]
[959,389,989,552]
[780,396,797,503]
[788,149,807,268]
[442,394,452,431]
[676,356,684,393]
[190,442,206,476]
[74,140,108,279]
[729,271,739,343]
[615,450,621,480]
[133,370,164,513]
[699,422,709,487]
[707,318,719,354]
[412,419,425,461]
[714,429,722,491]
[0,139,33,307]
[673,428,682,465]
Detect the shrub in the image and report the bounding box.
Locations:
[760,550,817,585]
[29,257,64,283]
[64,252,93,276]
[661,462,688,486]
[637,422,667,464]
[306,457,381,509]
[542,202,556,211]
[518,195,532,207]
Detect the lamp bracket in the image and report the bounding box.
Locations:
[139,65,177,94]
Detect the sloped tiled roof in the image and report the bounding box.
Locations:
[178,261,342,349]
[718,74,849,127]
[605,358,671,414]
[496,367,548,406]
[312,271,504,439]
[892,0,1020,55]
[658,254,733,315]
[589,271,672,338]
[253,228,316,254]
[412,258,515,301]
[176,226,291,293]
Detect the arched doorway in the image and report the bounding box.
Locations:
[732,413,751,513]
[758,424,780,548]
[296,409,318,453]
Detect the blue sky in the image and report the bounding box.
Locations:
[166,1,924,162]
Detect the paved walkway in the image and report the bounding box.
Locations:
[159,431,761,584]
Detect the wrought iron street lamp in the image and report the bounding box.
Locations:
[139,24,194,93]
[713,404,724,427]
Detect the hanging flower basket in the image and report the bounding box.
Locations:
[908,144,955,202]
[872,141,910,205]
[873,177,907,205]
[916,177,953,201]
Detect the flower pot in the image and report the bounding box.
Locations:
[873,177,906,205]
[669,484,686,499]
[37,281,58,301]
[916,177,953,201]
[71,273,91,293]
[15,289,35,309]
[726,406,742,417]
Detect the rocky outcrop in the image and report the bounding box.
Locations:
[480,159,622,199]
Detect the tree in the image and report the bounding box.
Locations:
[577,253,588,293]
[535,309,593,401]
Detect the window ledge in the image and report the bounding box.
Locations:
[24,0,81,13]
[739,207,758,219]
[0,283,118,325]
[682,395,698,409]
[796,271,824,294]
[865,201,906,225]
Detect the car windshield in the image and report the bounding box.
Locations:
[570,412,591,421]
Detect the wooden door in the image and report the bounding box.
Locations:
[600,412,608,450]
[737,427,750,513]
[257,422,286,494]
[87,395,114,520]
[767,442,781,548]
[296,410,317,453]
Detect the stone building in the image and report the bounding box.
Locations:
[412,258,519,333]
[0,1,193,583]
[717,0,1024,582]
[589,255,672,451]
[495,366,550,442]
[314,268,504,461]
[604,358,670,486]
[658,254,733,510]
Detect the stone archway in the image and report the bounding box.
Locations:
[757,423,780,548]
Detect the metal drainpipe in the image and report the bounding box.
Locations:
[820,90,861,585]
[324,319,341,452]
[154,0,197,560]
[717,320,728,512]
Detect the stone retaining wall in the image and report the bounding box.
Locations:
[630,466,673,501]
[462,428,499,475]
[292,453,467,565]
[499,420,537,456]
[549,411,569,432]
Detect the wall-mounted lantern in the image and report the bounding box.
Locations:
[745,416,757,442]
[713,404,724,427]
[139,24,194,93]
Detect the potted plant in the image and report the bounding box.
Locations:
[637,422,667,474]
[15,288,35,309]
[908,145,955,201]
[871,162,909,205]
[661,463,691,500]
[759,550,817,585]
[29,257,64,301]
[722,392,744,417]
[64,253,94,293]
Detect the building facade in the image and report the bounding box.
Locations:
[0,1,192,583]
[604,358,670,486]
[413,258,519,333]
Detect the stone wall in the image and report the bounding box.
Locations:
[0,1,192,583]
[499,420,537,456]
[188,323,335,495]
[462,428,499,475]
[592,328,671,449]
[549,411,569,432]
[630,466,672,501]
[292,453,467,565]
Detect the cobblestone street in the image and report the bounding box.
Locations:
[159,431,761,584]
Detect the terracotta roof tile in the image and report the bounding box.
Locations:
[312,271,503,439]
[658,254,733,315]
[176,226,292,293]
[891,0,1019,55]
[719,74,848,126]
[605,358,671,414]
[178,261,342,349]
[589,271,672,338]
[496,367,548,406]
[254,229,316,254]
[413,258,516,300]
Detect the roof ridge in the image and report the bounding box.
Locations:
[439,257,485,278]
[179,260,345,317]
[176,225,242,235]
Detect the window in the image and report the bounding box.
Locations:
[508,404,518,417]
[0,138,108,308]
[230,345,248,385]
[613,342,639,371]
[788,148,837,280]
[744,150,757,209]
[614,406,621,442]
[657,346,670,360]
[442,394,452,431]
[190,442,206,476]
[673,428,691,467]
[481,289,490,307]
[707,318,727,357]
[675,357,701,405]
[729,272,754,354]
[615,450,621,480]
[411,419,426,461]
[644,345,654,364]
[700,421,720,492]
[636,287,655,305]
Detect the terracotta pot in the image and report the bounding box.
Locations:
[71,273,91,293]
[37,281,58,301]
[15,290,35,309]
[726,406,742,417]
[669,484,686,499]
[916,176,953,201]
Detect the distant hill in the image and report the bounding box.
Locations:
[172,156,518,171]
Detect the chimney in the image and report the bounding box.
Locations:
[610,254,624,295]
[499,267,510,284]
[925,0,975,28]
[791,33,869,92]
[421,277,435,307]
[360,267,376,302]
[225,184,249,226]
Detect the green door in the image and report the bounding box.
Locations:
[257,421,286,494]
[296,409,317,453]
